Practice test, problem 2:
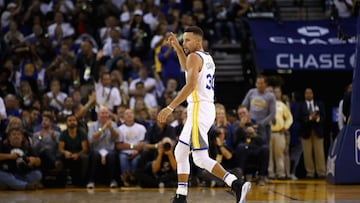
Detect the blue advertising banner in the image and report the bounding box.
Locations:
[248,18,357,70]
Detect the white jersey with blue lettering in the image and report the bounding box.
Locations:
[186,51,215,103]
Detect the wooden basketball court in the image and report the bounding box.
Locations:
[1,179,360,203]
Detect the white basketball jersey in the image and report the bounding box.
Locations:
[186,51,215,103]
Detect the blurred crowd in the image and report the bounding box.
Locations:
[0,0,355,190]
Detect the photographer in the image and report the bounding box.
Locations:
[198,126,242,187]
[136,136,177,188]
[233,106,269,186]
[0,127,42,190]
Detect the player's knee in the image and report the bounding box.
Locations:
[192,151,216,170]
[174,142,189,161]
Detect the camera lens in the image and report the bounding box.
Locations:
[163,142,171,151]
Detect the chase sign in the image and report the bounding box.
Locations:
[248,18,356,70]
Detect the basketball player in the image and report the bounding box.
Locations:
[157,26,251,203]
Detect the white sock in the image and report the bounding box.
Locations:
[176,182,188,196]
[223,172,237,187]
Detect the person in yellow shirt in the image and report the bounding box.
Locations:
[268,86,293,179]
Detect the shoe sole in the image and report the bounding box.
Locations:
[239,182,251,203]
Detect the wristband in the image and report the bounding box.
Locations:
[166,106,174,111]
[130,144,134,149]
[154,144,158,149]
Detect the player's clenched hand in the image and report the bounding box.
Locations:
[157,107,172,124]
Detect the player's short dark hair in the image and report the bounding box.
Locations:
[184,26,203,38]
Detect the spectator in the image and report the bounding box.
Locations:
[1,2,22,30]
[241,75,276,144]
[233,105,269,186]
[74,39,99,98]
[157,32,184,86]
[95,72,122,113]
[129,9,152,60]
[0,127,42,190]
[129,81,158,110]
[86,106,120,189]
[298,88,326,179]
[58,114,89,187]
[31,113,61,174]
[4,94,21,118]
[47,11,74,38]
[199,126,243,187]
[129,66,157,99]
[136,136,177,188]
[102,28,130,57]
[46,79,68,112]
[116,109,146,186]
[268,86,293,180]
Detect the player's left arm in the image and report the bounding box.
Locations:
[168,53,201,108]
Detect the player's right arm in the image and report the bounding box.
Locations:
[167,32,187,71]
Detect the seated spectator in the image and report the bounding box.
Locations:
[101,28,130,57]
[95,72,122,114]
[129,81,158,110]
[116,109,146,186]
[0,127,42,190]
[58,114,89,187]
[233,105,269,186]
[46,79,68,112]
[31,113,61,174]
[4,94,21,118]
[3,20,25,45]
[57,97,74,123]
[110,70,129,106]
[87,106,120,189]
[47,11,74,38]
[18,80,36,110]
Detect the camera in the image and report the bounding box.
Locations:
[16,156,28,171]
[11,148,28,171]
[162,142,172,152]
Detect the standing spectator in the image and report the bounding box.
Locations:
[74,39,99,98]
[241,75,276,144]
[130,9,152,60]
[58,114,89,187]
[87,106,120,188]
[298,88,326,179]
[116,109,146,186]
[157,33,184,86]
[268,86,293,180]
[0,127,42,190]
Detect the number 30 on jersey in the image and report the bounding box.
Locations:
[206,74,215,90]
